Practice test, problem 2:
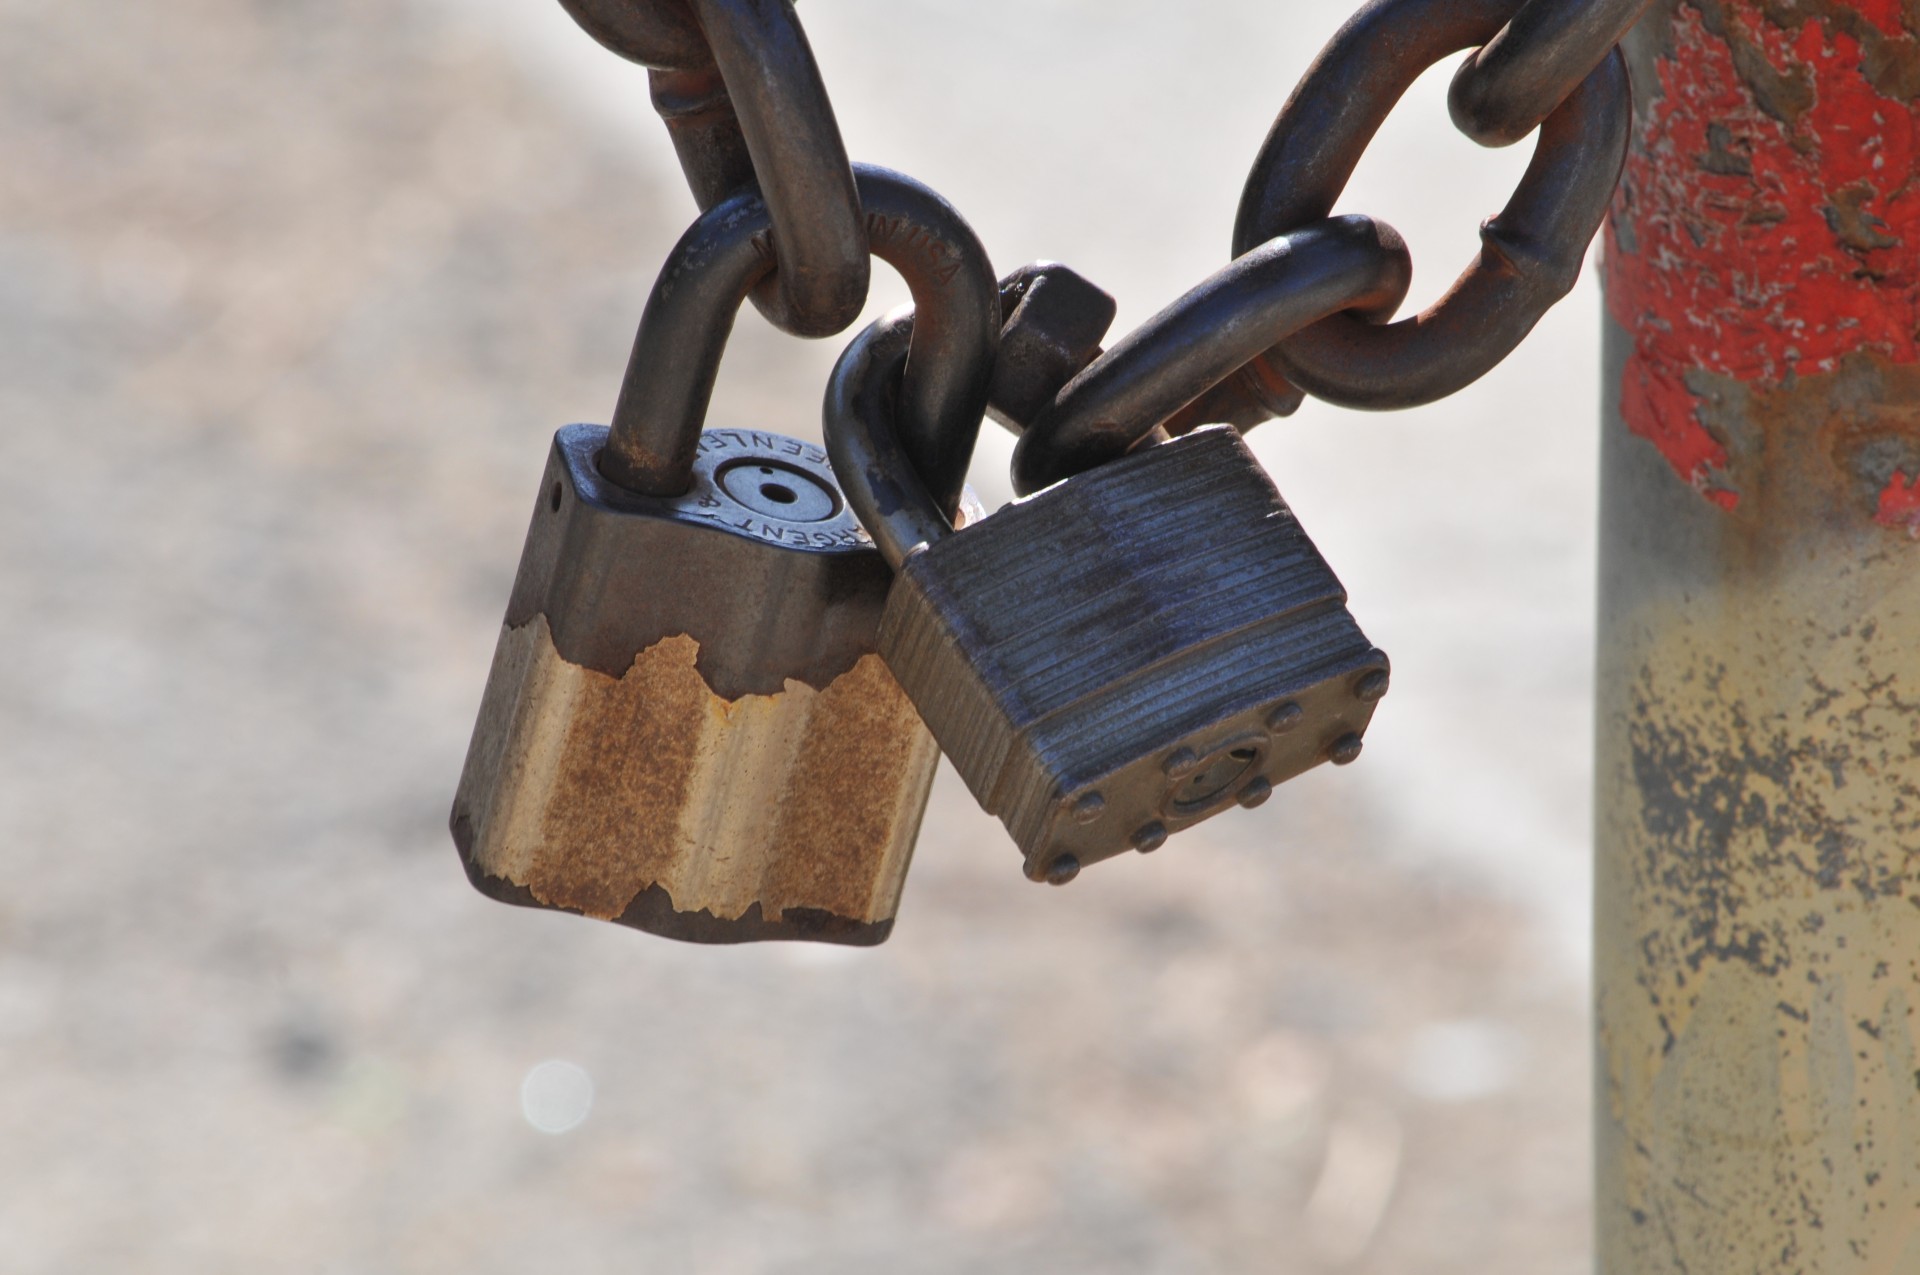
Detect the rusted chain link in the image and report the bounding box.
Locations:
[1449,0,1655,146]
[604,165,997,516]
[1227,0,1630,412]
[559,0,869,338]
[823,313,944,570]
[1011,216,1411,495]
[688,0,866,337]
[556,0,707,68]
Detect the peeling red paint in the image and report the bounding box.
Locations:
[1875,470,1920,532]
[1850,0,1908,38]
[1604,2,1920,509]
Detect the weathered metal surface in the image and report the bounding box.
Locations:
[827,317,1387,886]
[1159,351,1308,437]
[686,0,868,338]
[452,426,940,945]
[1450,0,1658,145]
[1234,0,1630,410]
[559,0,869,339]
[556,0,708,69]
[984,262,1117,435]
[648,63,755,223]
[602,164,997,520]
[455,619,933,945]
[1598,2,1920,1268]
[509,427,895,698]
[1011,215,1411,496]
[1604,0,1920,514]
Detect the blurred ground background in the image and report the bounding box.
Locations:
[0,0,1600,1270]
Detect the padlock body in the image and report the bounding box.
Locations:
[880,424,1387,878]
[452,424,940,944]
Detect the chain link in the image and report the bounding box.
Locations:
[1231,0,1630,412]
[604,165,997,515]
[562,0,869,338]
[556,0,707,69]
[1450,0,1655,146]
[1011,217,1411,495]
[687,0,867,337]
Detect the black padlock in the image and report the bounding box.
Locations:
[451,166,997,944]
[825,223,1395,884]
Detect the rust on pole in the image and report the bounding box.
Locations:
[1598,2,1920,1270]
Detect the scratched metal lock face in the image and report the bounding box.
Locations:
[885,427,1390,881]
[828,319,1388,885]
[450,167,999,944]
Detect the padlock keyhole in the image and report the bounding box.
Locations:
[715,458,840,523]
[1170,745,1261,813]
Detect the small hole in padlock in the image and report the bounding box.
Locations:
[715,458,839,522]
[549,482,562,513]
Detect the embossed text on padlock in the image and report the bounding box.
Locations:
[451,166,997,944]
[826,312,1387,886]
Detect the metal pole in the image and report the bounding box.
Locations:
[1598,2,1920,1269]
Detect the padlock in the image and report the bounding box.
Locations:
[825,303,1388,886]
[451,165,998,944]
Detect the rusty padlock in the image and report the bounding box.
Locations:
[825,223,1399,885]
[451,166,998,944]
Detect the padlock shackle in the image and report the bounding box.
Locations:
[1009,215,1411,496]
[601,165,999,516]
[823,309,955,571]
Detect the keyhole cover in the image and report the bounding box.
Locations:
[716,460,840,523]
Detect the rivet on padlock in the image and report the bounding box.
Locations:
[825,216,1406,883]
[450,165,998,944]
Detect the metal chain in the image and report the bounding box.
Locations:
[559,0,869,338]
[1011,217,1411,496]
[555,0,706,68]
[1005,0,1638,486]
[559,0,1645,489]
[603,165,997,517]
[1227,0,1630,414]
[1450,0,1655,147]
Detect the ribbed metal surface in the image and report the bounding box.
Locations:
[880,426,1387,880]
